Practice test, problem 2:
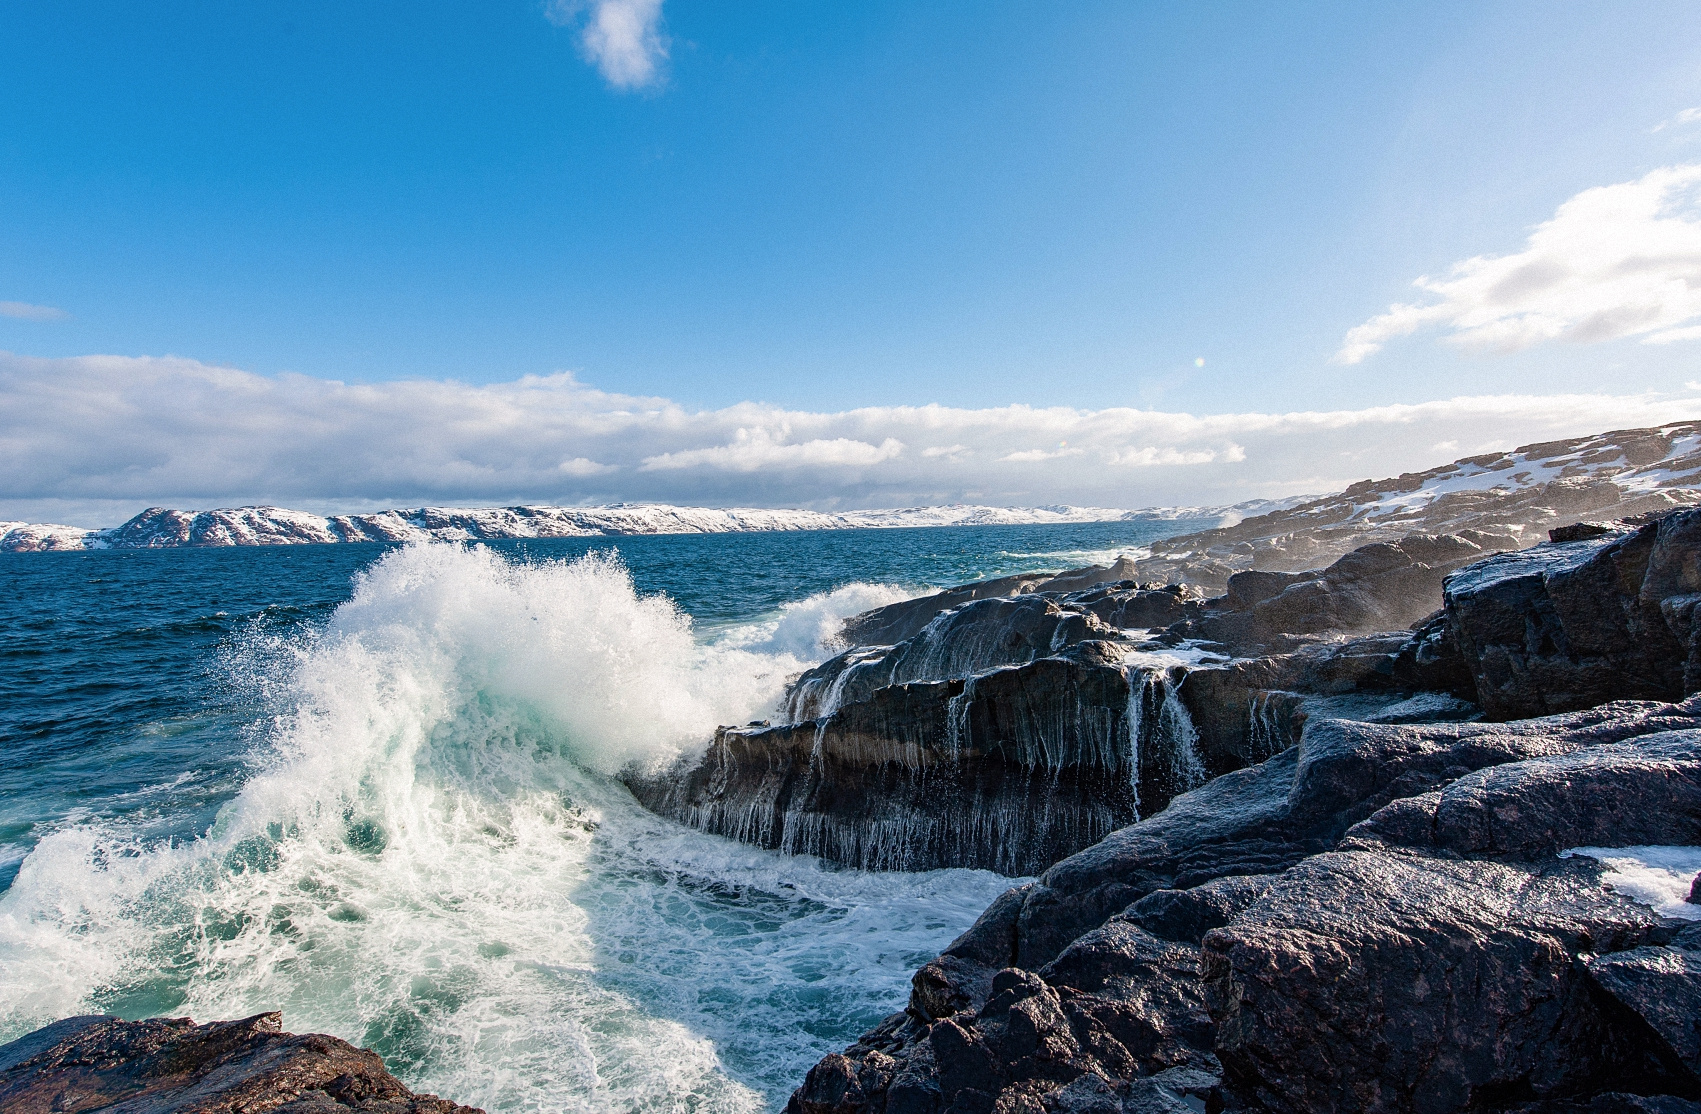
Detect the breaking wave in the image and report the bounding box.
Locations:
[0,545,1008,1111]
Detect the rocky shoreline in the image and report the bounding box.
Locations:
[9,426,1701,1112]
[764,492,1701,1110]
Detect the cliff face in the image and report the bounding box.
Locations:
[1444,510,1701,718]
[631,527,1536,880]
[628,643,1220,877]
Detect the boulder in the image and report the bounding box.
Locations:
[1443,508,1701,719]
[784,594,1124,721]
[1584,930,1701,1083]
[839,562,1145,647]
[1343,728,1701,859]
[0,1012,480,1114]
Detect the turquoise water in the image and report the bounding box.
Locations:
[0,518,1204,1112]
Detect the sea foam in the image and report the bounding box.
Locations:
[0,545,1009,1112]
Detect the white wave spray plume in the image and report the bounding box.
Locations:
[0,546,1008,1111]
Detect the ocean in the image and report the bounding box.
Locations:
[0,518,1207,1112]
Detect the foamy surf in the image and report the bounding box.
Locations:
[0,545,1010,1112]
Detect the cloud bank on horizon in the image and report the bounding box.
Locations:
[1336,162,1701,364]
[4,351,1699,527]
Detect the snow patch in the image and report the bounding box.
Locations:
[1562,844,1701,921]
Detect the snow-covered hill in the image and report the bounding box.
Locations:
[0,500,1271,552]
[1126,422,1701,588]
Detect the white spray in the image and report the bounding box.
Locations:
[0,546,1008,1113]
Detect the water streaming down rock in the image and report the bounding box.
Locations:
[1246,690,1290,760]
[630,651,1225,877]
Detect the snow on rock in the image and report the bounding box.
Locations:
[1122,422,1701,591]
[0,501,1204,552]
[0,521,94,552]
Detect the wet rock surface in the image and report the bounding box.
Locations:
[628,643,1157,875]
[1445,509,1701,718]
[787,697,1701,1114]
[0,1012,481,1114]
[640,526,1528,879]
[629,430,1701,1112]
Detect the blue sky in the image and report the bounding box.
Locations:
[4,1,1701,522]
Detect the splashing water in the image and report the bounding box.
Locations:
[0,545,1013,1111]
[709,581,919,659]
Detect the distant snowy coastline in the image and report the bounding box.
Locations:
[0,499,1295,553]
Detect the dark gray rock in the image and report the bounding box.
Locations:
[1585,941,1701,1082]
[787,698,1701,1114]
[784,594,1125,721]
[629,645,1152,875]
[1344,727,1701,859]
[1123,874,1276,944]
[1501,1097,1701,1114]
[839,562,1145,648]
[0,1012,481,1114]
[1443,508,1701,719]
[1200,852,1682,1113]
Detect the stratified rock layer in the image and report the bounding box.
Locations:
[0,1012,481,1114]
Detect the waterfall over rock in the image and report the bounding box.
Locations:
[630,643,1224,876]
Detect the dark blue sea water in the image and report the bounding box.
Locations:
[0,518,1204,1112]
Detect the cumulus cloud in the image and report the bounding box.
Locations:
[1336,164,1701,364]
[5,353,1701,526]
[0,301,68,321]
[547,0,668,90]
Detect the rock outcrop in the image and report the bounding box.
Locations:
[789,702,1701,1114]
[0,1012,481,1114]
[639,529,1512,878]
[1444,509,1701,719]
[628,642,1196,876]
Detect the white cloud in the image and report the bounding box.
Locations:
[3,353,1701,525]
[1336,164,1701,364]
[0,301,68,321]
[639,428,904,472]
[1106,445,1241,467]
[1653,107,1701,133]
[1000,447,1084,463]
[547,0,668,91]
